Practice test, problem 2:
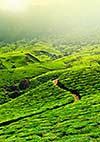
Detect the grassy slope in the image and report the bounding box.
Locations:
[0,42,100,142]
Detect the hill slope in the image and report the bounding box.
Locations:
[0,41,100,142]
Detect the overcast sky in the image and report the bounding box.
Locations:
[0,0,100,41]
[0,0,100,25]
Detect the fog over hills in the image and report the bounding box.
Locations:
[0,1,100,142]
[0,0,100,42]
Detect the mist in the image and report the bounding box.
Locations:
[0,0,100,42]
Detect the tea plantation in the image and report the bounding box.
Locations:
[0,41,100,142]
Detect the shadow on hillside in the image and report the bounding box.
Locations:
[53,79,81,102]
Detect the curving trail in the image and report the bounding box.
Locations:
[53,79,81,102]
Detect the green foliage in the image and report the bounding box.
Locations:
[0,41,100,141]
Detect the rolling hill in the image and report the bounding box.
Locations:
[0,40,100,142]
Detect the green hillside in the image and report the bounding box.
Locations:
[0,41,100,142]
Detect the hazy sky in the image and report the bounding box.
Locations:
[0,0,100,22]
[0,0,100,41]
[0,0,100,23]
[0,0,99,16]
